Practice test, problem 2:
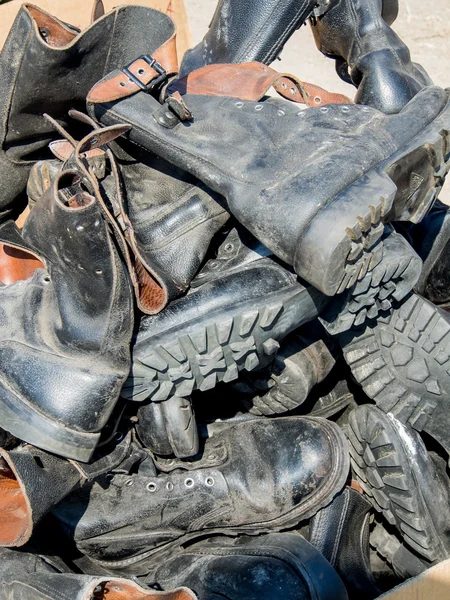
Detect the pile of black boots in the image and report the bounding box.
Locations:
[1,0,450,597]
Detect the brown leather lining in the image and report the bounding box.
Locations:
[88,34,179,103]
[0,456,30,547]
[0,244,44,285]
[26,5,78,48]
[169,62,353,106]
[134,255,167,314]
[91,0,105,23]
[101,582,196,599]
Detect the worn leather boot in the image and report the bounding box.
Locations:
[53,416,349,576]
[0,430,138,547]
[310,0,432,113]
[147,533,348,600]
[125,228,330,458]
[0,547,195,600]
[87,61,450,303]
[347,405,450,565]
[310,486,381,599]
[0,169,133,462]
[179,0,318,76]
[0,2,177,222]
[340,293,450,462]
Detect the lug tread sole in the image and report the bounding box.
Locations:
[348,407,447,563]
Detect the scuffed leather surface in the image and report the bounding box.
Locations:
[179,0,317,76]
[310,0,432,113]
[91,85,449,290]
[53,417,349,572]
[152,533,348,600]
[0,172,133,437]
[0,4,174,221]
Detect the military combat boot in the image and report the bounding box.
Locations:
[179,0,318,76]
[0,547,195,600]
[0,168,133,463]
[88,61,445,303]
[148,533,348,600]
[0,430,138,547]
[310,0,432,113]
[53,416,349,576]
[347,405,450,565]
[125,228,330,458]
[0,2,177,222]
[340,293,450,461]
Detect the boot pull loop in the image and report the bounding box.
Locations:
[91,0,105,23]
[43,113,78,148]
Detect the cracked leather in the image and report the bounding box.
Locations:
[310,0,432,113]
[53,417,349,575]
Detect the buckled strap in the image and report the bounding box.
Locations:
[169,62,353,107]
[88,34,178,103]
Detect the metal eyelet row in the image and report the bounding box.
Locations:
[144,476,216,493]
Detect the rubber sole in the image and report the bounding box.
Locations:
[347,405,450,563]
[322,228,422,334]
[341,293,450,457]
[0,376,99,462]
[78,417,350,576]
[297,102,450,297]
[124,283,327,403]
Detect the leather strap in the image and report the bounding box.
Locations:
[169,62,353,107]
[88,35,178,103]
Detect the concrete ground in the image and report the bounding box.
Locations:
[184,0,450,204]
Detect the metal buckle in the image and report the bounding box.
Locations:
[122,54,167,92]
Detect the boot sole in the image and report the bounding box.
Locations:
[341,293,450,458]
[124,283,327,402]
[347,405,449,563]
[297,103,450,297]
[79,417,350,575]
[0,377,99,462]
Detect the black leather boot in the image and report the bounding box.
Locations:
[148,533,348,600]
[310,486,381,599]
[53,416,349,576]
[347,405,450,565]
[0,430,138,548]
[310,0,432,113]
[179,0,318,76]
[125,228,329,458]
[0,3,177,222]
[0,169,133,462]
[0,547,195,600]
[87,61,450,305]
[340,293,450,461]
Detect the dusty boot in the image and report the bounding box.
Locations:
[0,430,138,547]
[233,327,338,416]
[87,61,450,308]
[340,293,450,461]
[0,547,195,600]
[310,0,432,113]
[28,112,229,314]
[0,2,177,222]
[310,486,381,599]
[125,228,330,458]
[53,416,349,576]
[396,200,450,308]
[0,169,133,462]
[347,405,450,565]
[179,0,318,76]
[148,533,348,600]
